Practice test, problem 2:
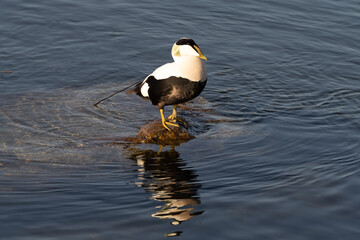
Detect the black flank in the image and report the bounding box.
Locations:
[147,76,207,109]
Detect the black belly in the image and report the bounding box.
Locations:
[146,76,207,109]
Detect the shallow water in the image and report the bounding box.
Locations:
[1,0,360,239]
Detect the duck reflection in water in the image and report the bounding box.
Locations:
[125,145,203,230]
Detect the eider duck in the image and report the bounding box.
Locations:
[127,38,207,131]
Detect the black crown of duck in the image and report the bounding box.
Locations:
[127,38,208,130]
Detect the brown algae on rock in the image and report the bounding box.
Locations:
[124,117,194,145]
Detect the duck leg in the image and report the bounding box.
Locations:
[168,105,177,122]
[160,108,179,131]
[168,105,187,127]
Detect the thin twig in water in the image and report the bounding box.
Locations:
[93,81,141,107]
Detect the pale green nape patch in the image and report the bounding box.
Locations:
[171,43,181,58]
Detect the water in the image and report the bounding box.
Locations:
[1,0,360,239]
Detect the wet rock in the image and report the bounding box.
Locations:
[125,118,194,145]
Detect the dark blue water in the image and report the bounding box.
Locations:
[1,0,360,239]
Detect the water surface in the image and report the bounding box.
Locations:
[1,0,360,239]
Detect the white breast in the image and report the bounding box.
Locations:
[142,54,207,88]
[175,56,207,82]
